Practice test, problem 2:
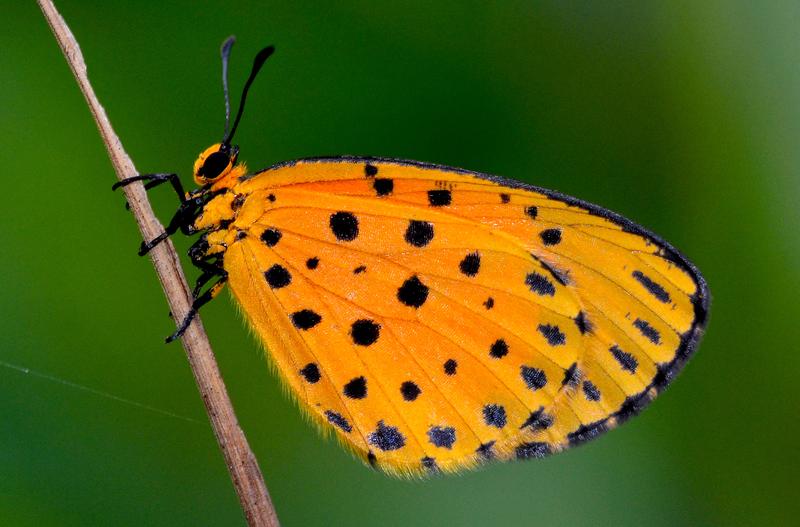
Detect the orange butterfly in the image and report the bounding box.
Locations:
[116,38,709,476]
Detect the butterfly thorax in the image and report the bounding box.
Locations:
[189,156,275,261]
[191,172,247,231]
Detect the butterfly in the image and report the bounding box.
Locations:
[115,38,709,476]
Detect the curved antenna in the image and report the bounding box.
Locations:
[220,36,236,139]
[222,44,275,146]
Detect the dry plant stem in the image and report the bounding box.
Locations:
[37,2,280,526]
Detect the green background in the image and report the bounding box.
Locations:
[2,1,797,525]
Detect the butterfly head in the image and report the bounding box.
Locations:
[193,143,239,185]
[194,37,273,187]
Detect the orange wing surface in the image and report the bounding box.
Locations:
[194,157,708,476]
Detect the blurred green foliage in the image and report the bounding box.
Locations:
[1,1,797,525]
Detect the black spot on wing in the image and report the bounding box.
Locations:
[520,366,547,391]
[582,380,601,401]
[299,363,320,384]
[574,311,591,334]
[483,297,494,309]
[351,320,381,346]
[632,270,671,303]
[343,376,368,399]
[520,406,553,431]
[373,178,393,196]
[500,193,510,204]
[260,228,282,247]
[427,189,452,206]
[489,338,509,359]
[562,362,580,387]
[634,318,661,344]
[443,359,457,375]
[264,264,291,288]
[526,272,556,296]
[428,426,456,449]
[291,309,322,330]
[329,211,359,241]
[397,275,429,308]
[459,251,481,277]
[368,420,405,451]
[364,163,378,177]
[525,206,538,219]
[400,381,421,401]
[476,441,496,460]
[325,410,352,433]
[538,324,566,346]
[539,228,562,246]
[421,456,439,473]
[482,404,507,428]
[306,257,319,270]
[405,220,434,247]
[610,345,638,373]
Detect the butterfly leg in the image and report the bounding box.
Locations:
[137,199,204,256]
[164,237,228,342]
[113,173,186,211]
[189,255,226,298]
[138,188,229,255]
[137,213,184,256]
[166,273,228,343]
[165,268,216,321]
[112,173,185,200]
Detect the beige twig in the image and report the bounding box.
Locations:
[37,2,280,525]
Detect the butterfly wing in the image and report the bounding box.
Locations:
[220,157,708,475]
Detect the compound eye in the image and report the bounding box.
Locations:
[199,150,231,180]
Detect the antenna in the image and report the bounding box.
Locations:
[222,43,275,146]
[220,36,236,140]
